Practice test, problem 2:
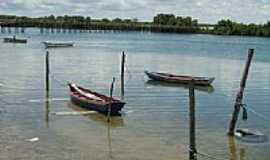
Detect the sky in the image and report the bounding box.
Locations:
[0,0,269,24]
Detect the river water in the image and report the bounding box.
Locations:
[0,29,270,160]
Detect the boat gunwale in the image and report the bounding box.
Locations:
[145,70,215,85]
[68,83,124,104]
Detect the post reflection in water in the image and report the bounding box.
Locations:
[45,92,50,128]
[107,119,113,160]
[240,148,246,160]
[189,82,197,160]
[67,102,124,127]
[228,136,246,160]
[66,102,125,159]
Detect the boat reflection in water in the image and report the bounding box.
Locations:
[67,102,122,159]
[67,102,124,127]
[145,80,214,93]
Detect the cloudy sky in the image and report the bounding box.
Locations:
[0,0,269,24]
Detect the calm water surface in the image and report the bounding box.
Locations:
[0,29,270,160]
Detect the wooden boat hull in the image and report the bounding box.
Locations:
[145,71,214,86]
[145,80,214,93]
[42,41,74,48]
[68,83,125,114]
[70,95,124,114]
[3,38,27,43]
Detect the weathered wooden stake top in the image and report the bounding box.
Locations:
[189,79,197,160]
[228,49,254,136]
[45,51,50,93]
[45,51,50,127]
[120,51,126,100]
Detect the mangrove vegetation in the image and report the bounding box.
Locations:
[0,14,269,37]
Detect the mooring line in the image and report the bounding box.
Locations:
[124,62,133,83]
[50,73,68,87]
[247,106,270,122]
[0,98,22,105]
[52,111,97,116]
[28,97,69,103]
[196,151,229,160]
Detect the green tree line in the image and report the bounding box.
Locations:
[153,14,198,27]
[212,19,270,37]
[0,14,269,37]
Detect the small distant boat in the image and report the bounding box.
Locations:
[68,83,125,114]
[42,41,74,48]
[145,70,215,86]
[3,36,27,43]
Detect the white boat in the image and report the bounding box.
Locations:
[42,41,74,48]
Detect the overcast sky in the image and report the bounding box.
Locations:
[0,0,269,24]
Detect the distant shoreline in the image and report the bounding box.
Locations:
[0,14,269,37]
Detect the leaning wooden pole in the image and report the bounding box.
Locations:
[228,49,254,136]
[189,80,197,160]
[45,51,50,93]
[107,77,115,122]
[120,51,126,100]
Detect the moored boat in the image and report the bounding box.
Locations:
[42,41,74,48]
[3,36,27,43]
[68,83,125,114]
[144,70,215,86]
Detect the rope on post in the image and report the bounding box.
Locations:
[239,104,248,121]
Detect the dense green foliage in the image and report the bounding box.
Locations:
[0,14,199,33]
[212,19,270,37]
[0,14,269,37]
[153,14,198,27]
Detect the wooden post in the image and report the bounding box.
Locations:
[40,27,44,33]
[45,51,50,93]
[8,27,11,33]
[189,80,197,160]
[228,49,254,135]
[107,77,115,122]
[120,51,126,99]
[21,27,25,33]
[45,51,50,127]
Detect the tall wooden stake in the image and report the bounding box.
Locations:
[189,80,197,160]
[45,51,50,93]
[228,49,254,136]
[45,51,50,127]
[120,51,125,100]
[107,77,115,122]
